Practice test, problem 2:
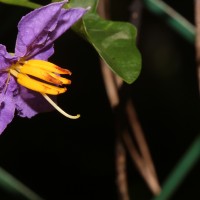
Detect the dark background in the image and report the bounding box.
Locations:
[0,0,199,200]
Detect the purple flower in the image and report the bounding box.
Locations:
[0,0,87,134]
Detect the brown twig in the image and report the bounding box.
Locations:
[100,59,119,107]
[116,136,130,200]
[98,2,130,199]
[123,130,160,195]
[98,0,161,198]
[126,100,161,195]
[194,0,200,93]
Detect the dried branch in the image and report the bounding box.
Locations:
[116,137,130,200]
[194,0,200,93]
[98,0,161,198]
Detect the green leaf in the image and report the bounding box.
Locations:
[83,13,142,84]
[51,0,98,12]
[51,0,98,37]
[67,1,141,83]
[67,0,98,13]
[0,167,45,200]
[0,0,40,9]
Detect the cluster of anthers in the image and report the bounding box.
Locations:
[8,59,80,119]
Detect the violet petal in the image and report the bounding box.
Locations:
[15,0,68,59]
[45,7,88,47]
[30,44,54,60]
[0,77,17,134]
[15,86,55,118]
[0,94,15,134]
[0,44,18,70]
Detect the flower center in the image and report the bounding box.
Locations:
[9,59,71,95]
[7,59,80,119]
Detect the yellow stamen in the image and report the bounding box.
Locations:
[8,59,80,119]
[17,73,67,95]
[49,72,71,84]
[23,60,72,75]
[10,59,71,95]
[19,65,71,85]
[19,65,63,85]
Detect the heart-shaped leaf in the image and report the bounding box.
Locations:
[83,13,142,84]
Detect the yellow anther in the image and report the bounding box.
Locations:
[19,65,63,85]
[24,60,72,75]
[49,72,71,84]
[9,59,71,95]
[19,64,71,85]
[17,73,67,95]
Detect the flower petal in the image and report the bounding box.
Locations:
[30,7,88,60]
[0,77,17,134]
[15,0,68,59]
[0,44,18,70]
[0,94,15,134]
[31,44,54,60]
[15,86,55,118]
[44,7,88,46]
